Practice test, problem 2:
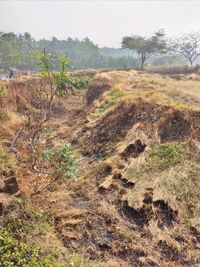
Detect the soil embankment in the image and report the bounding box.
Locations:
[1,71,200,267]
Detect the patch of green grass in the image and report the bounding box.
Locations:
[0,148,13,172]
[0,208,57,267]
[0,84,7,98]
[163,163,200,218]
[125,141,200,220]
[148,142,188,171]
[126,142,193,181]
[90,85,126,120]
[55,253,100,267]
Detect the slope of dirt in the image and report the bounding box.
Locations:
[1,71,200,267]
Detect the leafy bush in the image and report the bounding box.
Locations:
[43,144,80,179]
[67,76,90,90]
[50,74,89,97]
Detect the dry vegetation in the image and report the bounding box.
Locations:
[0,70,200,267]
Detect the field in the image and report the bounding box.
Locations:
[0,70,200,267]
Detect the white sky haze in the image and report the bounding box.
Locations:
[1,0,200,47]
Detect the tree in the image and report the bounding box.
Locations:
[171,32,200,65]
[122,30,167,69]
[0,32,21,68]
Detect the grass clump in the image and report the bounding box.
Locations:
[148,142,188,171]
[162,163,200,218]
[0,229,45,267]
[90,85,126,120]
[0,84,7,98]
[0,84,9,121]
[0,148,13,172]
[0,207,56,267]
[42,144,80,179]
[126,141,191,181]
[57,253,100,267]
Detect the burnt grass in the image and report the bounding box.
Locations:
[79,98,200,159]
[65,95,200,266]
[2,74,200,267]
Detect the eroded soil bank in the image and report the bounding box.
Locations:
[1,71,200,267]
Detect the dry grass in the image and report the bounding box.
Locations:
[88,71,200,126]
[147,64,200,75]
[1,72,200,267]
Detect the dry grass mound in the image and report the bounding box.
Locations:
[86,75,112,104]
[79,96,200,158]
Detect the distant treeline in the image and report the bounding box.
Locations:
[0,32,183,71]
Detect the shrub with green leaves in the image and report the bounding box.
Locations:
[67,76,90,90]
[43,144,80,179]
[51,74,89,97]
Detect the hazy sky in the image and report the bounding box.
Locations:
[1,0,200,48]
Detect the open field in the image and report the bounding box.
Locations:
[0,70,200,267]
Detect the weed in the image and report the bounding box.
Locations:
[53,73,90,95]
[68,76,90,90]
[42,144,80,179]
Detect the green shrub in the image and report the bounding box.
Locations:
[43,144,80,179]
[45,72,89,97]
[66,75,90,91]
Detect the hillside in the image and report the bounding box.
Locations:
[0,71,200,267]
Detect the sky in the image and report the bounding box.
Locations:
[1,0,200,48]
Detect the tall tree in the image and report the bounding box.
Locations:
[170,32,200,65]
[122,30,167,69]
[0,32,21,68]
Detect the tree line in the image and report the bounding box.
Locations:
[0,32,138,71]
[122,30,200,69]
[0,31,200,71]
